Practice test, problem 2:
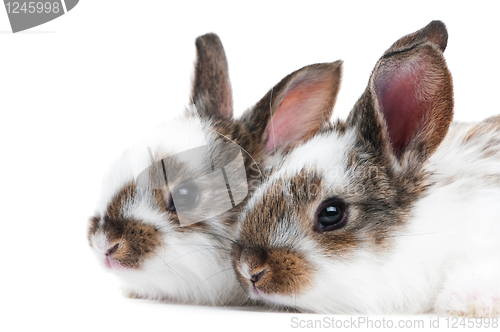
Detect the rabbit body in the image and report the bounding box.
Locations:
[414,118,500,316]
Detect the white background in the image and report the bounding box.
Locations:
[1,1,499,331]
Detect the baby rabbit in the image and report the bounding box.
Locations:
[232,21,500,316]
[87,33,343,305]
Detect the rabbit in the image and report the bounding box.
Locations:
[232,20,500,317]
[87,32,343,306]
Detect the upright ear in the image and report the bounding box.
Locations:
[242,61,343,154]
[191,33,233,119]
[384,20,448,55]
[347,21,453,164]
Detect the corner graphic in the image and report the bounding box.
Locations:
[3,0,79,33]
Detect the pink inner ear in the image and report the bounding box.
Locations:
[265,82,330,153]
[375,60,430,156]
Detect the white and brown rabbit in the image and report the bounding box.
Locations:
[87,33,343,305]
[232,21,500,316]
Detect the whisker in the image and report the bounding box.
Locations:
[377,225,458,239]
[131,247,143,268]
[165,246,230,264]
[150,250,191,284]
[191,267,233,291]
[159,231,169,273]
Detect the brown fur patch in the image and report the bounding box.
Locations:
[233,245,313,296]
[105,183,137,220]
[102,216,162,269]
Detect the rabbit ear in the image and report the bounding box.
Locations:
[243,61,343,154]
[191,33,233,119]
[384,20,448,54]
[348,21,453,164]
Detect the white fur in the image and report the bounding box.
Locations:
[239,120,500,315]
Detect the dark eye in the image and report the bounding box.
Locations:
[314,199,347,232]
[169,182,200,211]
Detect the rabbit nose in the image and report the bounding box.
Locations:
[106,243,120,257]
[250,268,267,284]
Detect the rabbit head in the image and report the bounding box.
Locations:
[87,33,343,305]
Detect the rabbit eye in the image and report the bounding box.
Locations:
[170,182,200,211]
[314,199,347,232]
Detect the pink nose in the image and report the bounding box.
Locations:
[106,243,119,257]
